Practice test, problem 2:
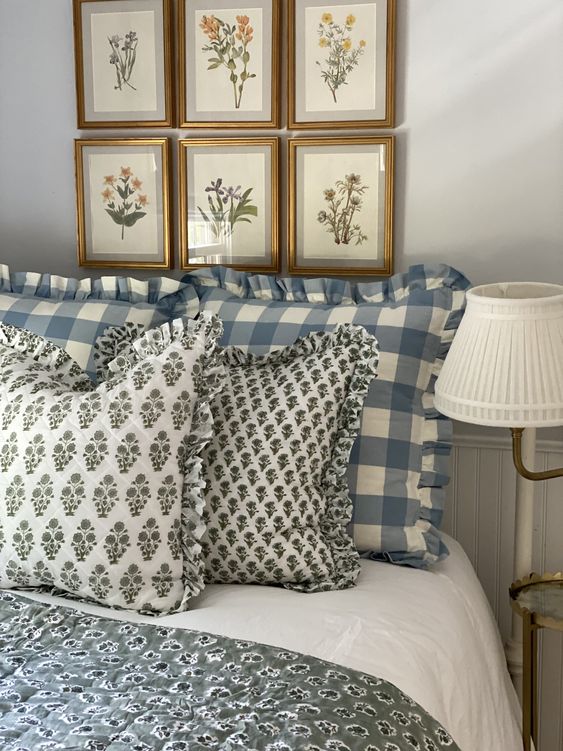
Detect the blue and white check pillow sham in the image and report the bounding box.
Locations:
[0,266,199,380]
[181,264,470,567]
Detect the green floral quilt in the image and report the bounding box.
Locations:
[0,591,459,751]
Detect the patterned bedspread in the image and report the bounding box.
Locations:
[0,591,459,751]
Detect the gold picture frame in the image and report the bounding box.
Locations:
[179,0,281,128]
[288,0,395,129]
[179,138,279,272]
[75,138,172,269]
[73,0,174,128]
[288,136,394,276]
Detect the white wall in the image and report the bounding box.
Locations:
[1,0,562,283]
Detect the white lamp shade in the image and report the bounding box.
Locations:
[435,282,563,427]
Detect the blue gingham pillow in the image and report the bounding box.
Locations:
[180,264,470,567]
[0,265,198,380]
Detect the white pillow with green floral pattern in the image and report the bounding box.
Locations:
[202,324,379,591]
[0,316,224,614]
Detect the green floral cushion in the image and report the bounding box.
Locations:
[0,316,224,614]
[202,324,379,590]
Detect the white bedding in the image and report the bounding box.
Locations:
[18,534,520,751]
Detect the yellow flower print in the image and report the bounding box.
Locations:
[319,36,328,47]
[346,14,356,26]
[359,39,367,48]
[321,12,333,24]
[342,38,352,51]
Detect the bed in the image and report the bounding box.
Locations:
[0,264,520,750]
[7,535,520,751]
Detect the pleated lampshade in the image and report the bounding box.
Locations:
[435,282,563,427]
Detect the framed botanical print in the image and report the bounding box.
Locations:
[288,136,394,275]
[179,0,280,128]
[288,0,395,129]
[75,138,172,268]
[73,0,174,128]
[179,138,279,271]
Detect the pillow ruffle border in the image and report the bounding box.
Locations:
[103,313,226,609]
[0,264,198,316]
[182,263,470,306]
[225,323,379,593]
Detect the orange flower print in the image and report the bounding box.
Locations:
[200,12,255,109]
[102,168,148,240]
[200,15,220,41]
[235,15,253,43]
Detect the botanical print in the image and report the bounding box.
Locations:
[190,150,267,258]
[0,317,224,613]
[301,150,379,260]
[199,14,256,109]
[90,10,158,114]
[303,3,377,114]
[87,151,159,258]
[192,7,264,114]
[107,30,139,92]
[0,590,460,751]
[198,178,257,241]
[317,173,368,245]
[316,12,366,103]
[101,167,149,240]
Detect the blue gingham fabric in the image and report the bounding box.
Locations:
[0,265,199,380]
[180,264,470,567]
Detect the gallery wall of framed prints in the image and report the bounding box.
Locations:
[72,0,396,276]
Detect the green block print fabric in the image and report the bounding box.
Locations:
[202,324,379,590]
[0,316,224,614]
[0,591,460,751]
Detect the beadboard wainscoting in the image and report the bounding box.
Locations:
[445,428,563,751]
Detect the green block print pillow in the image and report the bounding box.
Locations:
[202,324,379,591]
[0,316,224,614]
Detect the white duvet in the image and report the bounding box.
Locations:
[19,535,520,751]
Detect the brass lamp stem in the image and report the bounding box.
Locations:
[511,428,563,481]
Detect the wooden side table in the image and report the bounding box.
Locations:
[510,572,563,751]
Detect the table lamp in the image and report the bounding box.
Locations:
[434,281,563,692]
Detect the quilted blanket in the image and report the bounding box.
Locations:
[0,591,459,751]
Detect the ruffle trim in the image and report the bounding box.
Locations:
[102,313,226,609]
[225,324,379,593]
[0,264,193,305]
[183,264,471,305]
[94,322,146,382]
[0,323,94,392]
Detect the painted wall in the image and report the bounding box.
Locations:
[1,0,562,284]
